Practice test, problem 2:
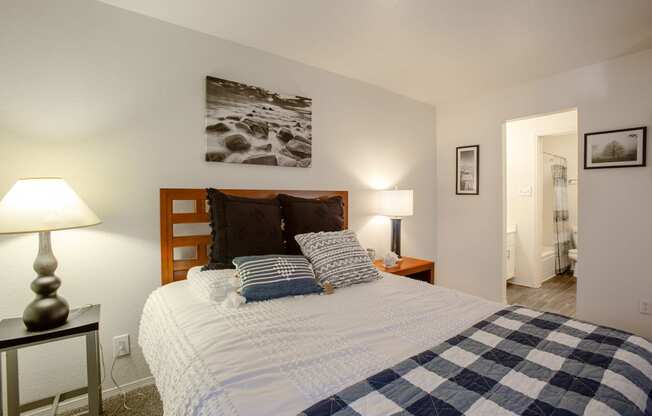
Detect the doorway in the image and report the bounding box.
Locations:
[503,109,578,316]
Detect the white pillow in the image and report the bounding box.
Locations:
[221,291,246,309]
[187,267,239,303]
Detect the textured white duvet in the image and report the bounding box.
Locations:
[139,269,503,416]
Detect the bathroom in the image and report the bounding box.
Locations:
[504,109,578,316]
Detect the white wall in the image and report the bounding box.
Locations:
[0,0,437,402]
[505,111,577,287]
[542,133,579,246]
[437,48,652,339]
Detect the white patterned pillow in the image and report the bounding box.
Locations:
[187,267,239,303]
[295,230,382,288]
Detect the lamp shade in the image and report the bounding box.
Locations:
[0,178,101,234]
[377,189,413,217]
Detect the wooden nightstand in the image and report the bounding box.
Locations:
[373,256,435,285]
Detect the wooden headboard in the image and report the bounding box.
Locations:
[160,188,349,285]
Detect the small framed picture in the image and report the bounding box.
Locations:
[584,127,646,169]
[456,145,479,195]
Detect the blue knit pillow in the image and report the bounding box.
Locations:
[232,255,323,302]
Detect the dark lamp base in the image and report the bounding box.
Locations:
[23,231,70,332]
[390,218,402,257]
[23,295,69,332]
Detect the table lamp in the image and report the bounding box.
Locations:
[0,178,101,331]
[377,189,413,258]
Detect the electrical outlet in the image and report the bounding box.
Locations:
[113,334,130,358]
[640,300,652,315]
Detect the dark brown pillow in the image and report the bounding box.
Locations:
[204,189,284,269]
[278,194,345,255]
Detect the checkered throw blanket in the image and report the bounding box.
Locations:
[300,306,652,416]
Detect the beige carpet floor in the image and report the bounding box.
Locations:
[60,384,162,416]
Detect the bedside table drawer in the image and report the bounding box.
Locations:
[402,269,433,284]
[373,256,435,285]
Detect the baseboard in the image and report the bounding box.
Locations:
[23,376,154,416]
[508,279,541,289]
[540,273,557,283]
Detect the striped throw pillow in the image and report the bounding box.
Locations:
[232,255,323,302]
[295,230,382,288]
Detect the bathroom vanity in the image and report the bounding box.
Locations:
[505,229,516,281]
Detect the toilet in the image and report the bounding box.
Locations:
[568,227,578,277]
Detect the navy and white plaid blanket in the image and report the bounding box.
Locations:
[300,306,652,416]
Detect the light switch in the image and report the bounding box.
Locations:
[519,186,533,197]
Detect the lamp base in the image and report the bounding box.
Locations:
[23,292,69,332]
[390,218,402,258]
[23,231,70,332]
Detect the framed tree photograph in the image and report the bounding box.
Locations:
[584,127,646,169]
[456,145,479,195]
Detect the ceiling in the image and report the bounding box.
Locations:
[100,0,652,105]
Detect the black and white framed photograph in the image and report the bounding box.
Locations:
[584,127,646,169]
[456,145,479,195]
[205,76,312,167]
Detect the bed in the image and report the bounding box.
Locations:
[141,189,652,416]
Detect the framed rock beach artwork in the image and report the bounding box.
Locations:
[456,145,479,195]
[584,127,646,169]
[205,76,312,167]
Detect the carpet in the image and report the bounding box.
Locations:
[60,384,163,416]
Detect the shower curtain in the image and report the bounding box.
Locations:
[552,164,573,274]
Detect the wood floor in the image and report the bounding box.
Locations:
[507,273,576,317]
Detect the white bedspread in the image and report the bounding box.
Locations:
[139,269,503,416]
